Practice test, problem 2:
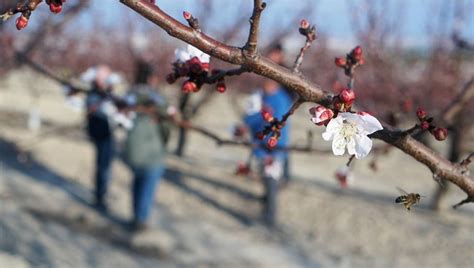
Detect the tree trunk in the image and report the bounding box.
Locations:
[175,93,190,157]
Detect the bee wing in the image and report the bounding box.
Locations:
[396,187,409,195]
[420,195,427,199]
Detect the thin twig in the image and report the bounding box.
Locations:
[244,0,266,55]
[452,196,473,209]
[280,98,304,124]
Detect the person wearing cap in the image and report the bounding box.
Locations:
[84,65,121,212]
[123,61,170,231]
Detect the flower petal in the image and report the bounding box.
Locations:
[175,48,189,62]
[332,133,347,156]
[187,45,210,63]
[346,136,356,156]
[360,113,383,134]
[354,134,373,159]
[322,117,342,141]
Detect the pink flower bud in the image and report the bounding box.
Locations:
[335,57,346,67]
[335,166,353,189]
[16,15,28,31]
[182,81,198,93]
[353,46,362,57]
[261,107,274,122]
[183,11,192,20]
[421,121,430,130]
[267,136,278,149]
[187,57,203,74]
[416,107,426,120]
[310,106,334,126]
[433,128,448,141]
[300,19,310,29]
[216,82,226,93]
[49,2,63,13]
[339,88,355,105]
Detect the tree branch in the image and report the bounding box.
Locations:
[244,0,266,55]
[441,78,474,124]
[120,0,474,202]
[172,118,330,154]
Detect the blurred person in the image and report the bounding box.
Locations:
[123,61,170,231]
[84,65,122,212]
[243,44,293,226]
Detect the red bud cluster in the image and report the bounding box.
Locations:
[335,45,365,76]
[168,56,210,94]
[7,0,65,31]
[298,19,316,41]
[415,107,448,141]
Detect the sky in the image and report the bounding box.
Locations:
[93,0,474,48]
[45,0,474,49]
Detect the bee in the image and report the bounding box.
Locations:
[395,188,425,211]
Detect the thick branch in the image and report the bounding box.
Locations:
[121,0,474,201]
[120,0,332,104]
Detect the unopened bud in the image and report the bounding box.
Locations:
[335,57,346,68]
[433,127,448,141]
[267,136,278,149]
[15,15,28,30]
[310,106,334,126]
[216,82,226,93]
[353,46,362,57]
[421,121,430,130]
[339,88,355,105]
[183,11,192,20]
[261,107,274,122]
[300,19,310,29]
[416,107,426,120]
[49,2,62,13]
[181,80,198,93]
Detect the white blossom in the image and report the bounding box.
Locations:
[174,44,210,63]
[322,112,383,159]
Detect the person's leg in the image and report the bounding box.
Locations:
[133,165,164,225]
[132,168,145,221]
[259,159,280,227]
[95,138,114,207]
[282,153,291,183]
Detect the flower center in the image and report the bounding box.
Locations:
[340,120,358,139]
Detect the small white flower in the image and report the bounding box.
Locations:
[322,112,383,159]
[174,44,210,63]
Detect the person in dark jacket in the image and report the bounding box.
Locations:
[84,65,120,211]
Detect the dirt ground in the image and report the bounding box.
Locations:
[1,69,474,268]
